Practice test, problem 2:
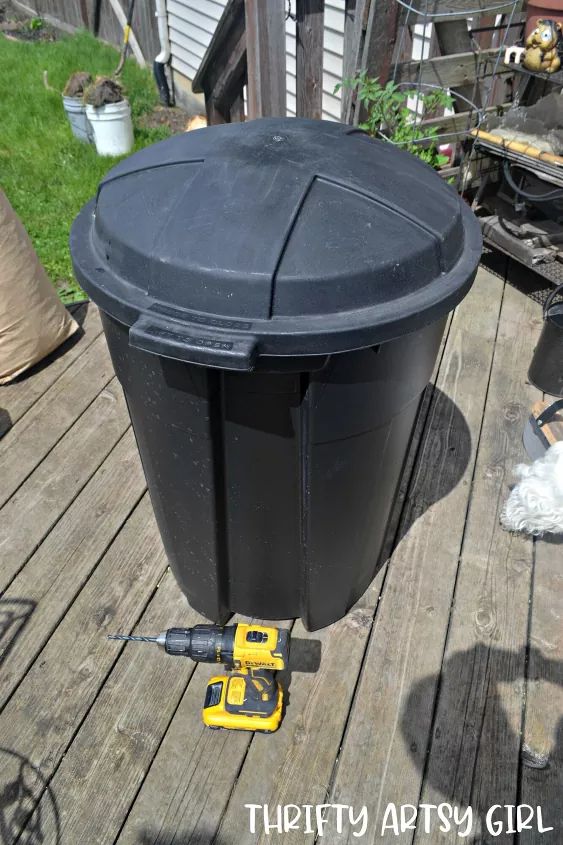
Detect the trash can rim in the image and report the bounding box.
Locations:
[70,197,481,370]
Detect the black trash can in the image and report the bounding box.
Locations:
[71,118,481,630]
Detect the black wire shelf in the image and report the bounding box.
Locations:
[504,61,563,87]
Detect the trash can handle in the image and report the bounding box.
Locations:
[129,314,258,371]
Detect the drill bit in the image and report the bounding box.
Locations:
[108,634,158,643]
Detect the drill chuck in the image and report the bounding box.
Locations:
[159,625,235,663]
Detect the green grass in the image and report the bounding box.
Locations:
[0,30,171,302]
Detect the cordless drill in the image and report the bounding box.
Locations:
[108,624,290,733]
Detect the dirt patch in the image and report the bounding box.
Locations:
[0,2,57,41]
[138,107,207,136]
[138,106,194,134]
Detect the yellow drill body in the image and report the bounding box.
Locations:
[109,623,290,733]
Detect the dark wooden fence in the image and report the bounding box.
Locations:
[193,0,523,127]
[13,0,160,65]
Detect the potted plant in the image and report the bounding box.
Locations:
[83,77,134,157]
[62,72,93,143]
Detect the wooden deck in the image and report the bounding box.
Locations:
[0,254,561,845]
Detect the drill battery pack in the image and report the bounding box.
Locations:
[203,669,284,733]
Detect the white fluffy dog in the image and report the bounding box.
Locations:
[501,441,563,535]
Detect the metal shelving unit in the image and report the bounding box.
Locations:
[460,14,563,284]
[381,0,523,174]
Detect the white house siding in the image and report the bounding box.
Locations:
[166,0,345,121]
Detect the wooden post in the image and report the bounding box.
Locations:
[230,91,246,122]
[79,0,89,29]
[340,0,399,125]
[341,0,371,122]
[92,0,102,36]
[296,0,325,120]
[244,0,286,119]
[361,0,400,89]
[205,98,228,125]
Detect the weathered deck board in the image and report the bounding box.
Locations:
[520,535,563,844]
[413,283,543,844]
[0,302,102,437]
[0,260,560,845]
[22,570,203,845]
[0,429,145,709]
[215,582,382,845]
[115,615,295,845]
[322,268,505,843]
[0,333,113,507]
[0,495,167,840]
[0,378,129,594]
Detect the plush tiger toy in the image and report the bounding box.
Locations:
[524,19,563,74]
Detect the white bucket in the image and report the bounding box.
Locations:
[62,95,92,143]
[86,99,134,157]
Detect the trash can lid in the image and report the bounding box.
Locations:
[71,118,481,371]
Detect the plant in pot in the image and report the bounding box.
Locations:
[62,72,93,143]
[83,77,134,157]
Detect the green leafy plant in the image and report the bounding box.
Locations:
[28,17,44,31]
[336,72,454,169]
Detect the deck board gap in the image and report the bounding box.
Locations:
[408,276,508,834]
[4,367,114,494]
[203,621,301,845]
[0,337,115,505]
[515,533,538,845]
[0,423,134,599]
[0,482,148,718]
[313,309,458,831]
[17,556,171,842]
[109,666,197,845]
